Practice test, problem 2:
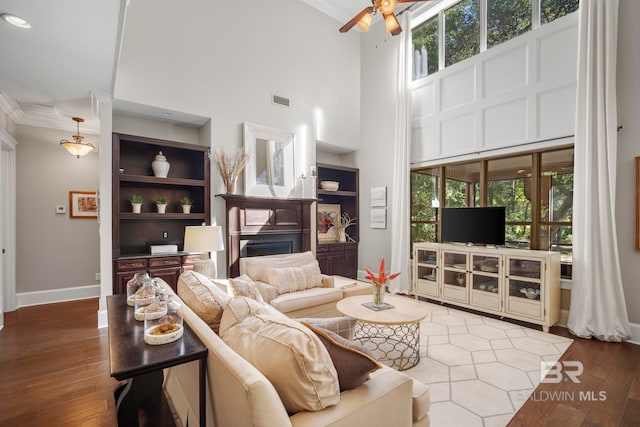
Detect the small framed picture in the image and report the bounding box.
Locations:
[370,208,387,229]
[318,203,341,242]
[69,191,98,219]
[371,186,387,207]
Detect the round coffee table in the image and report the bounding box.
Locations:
[336,294,429,370]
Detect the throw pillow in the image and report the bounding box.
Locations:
[294,316,357,340]
[228,274,265,303]
[301,321,382,392]
[220,297,340,413]
[177,270,229,334]
[266,262,322,294]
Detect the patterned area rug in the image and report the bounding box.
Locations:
[402,300,573,427]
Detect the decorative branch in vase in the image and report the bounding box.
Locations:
[331,212,356,242]
[213,149,251,194]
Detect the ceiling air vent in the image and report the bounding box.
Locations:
[272,94,290,108]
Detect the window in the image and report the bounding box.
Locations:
[410,147,574,257]
[413,16,439,79]
[412,0,578,80]
[411,168,440,243]
[488,155,532,248]
[487,0,532,49]
[444,0,480,67]
[541,0,579,25]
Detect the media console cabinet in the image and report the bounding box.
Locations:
[412,242,561,332]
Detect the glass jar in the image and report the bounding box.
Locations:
[144,296,183,345]
[126,272,152,306]
[134,295,165,321]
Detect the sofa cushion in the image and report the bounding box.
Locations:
[301,322,382,392]
[219,297,340,414]
[177,270,229,333]
[412,379,431,423]
[228,274,265,303]
[294,316,357,340]
[241,251,318,283]
[269,287,343,314]
[266,262,323,294]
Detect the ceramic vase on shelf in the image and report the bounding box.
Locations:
[182,204,192,214]
[157,204,167,214]
[225,176,238,194]
[337,229,347,243]
[152,151,170,178]
[131,203,142,214]
[373,285,385,307]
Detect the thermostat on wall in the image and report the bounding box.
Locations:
[55,205,67,214]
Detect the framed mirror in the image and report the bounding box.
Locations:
[243,122,295,197]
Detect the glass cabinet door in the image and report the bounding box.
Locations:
[469,254,501,310]
[505,256,543,320]
[414,247,439,297]
[441,251,468,303]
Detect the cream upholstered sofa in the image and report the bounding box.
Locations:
[238,251,370,317]
[159,277,431,427]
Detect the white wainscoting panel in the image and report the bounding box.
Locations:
[441,112,476,156]
[413,81,436,118]
[537,25,579,85]
[483,43,529,98]
[484,97,528,148]
[537,84,576,139]
[440,65,476,112]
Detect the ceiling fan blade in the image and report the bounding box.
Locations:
[397,0,432,3]
[339,6,374,33]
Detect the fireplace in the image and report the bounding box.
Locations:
[219,194,315,277]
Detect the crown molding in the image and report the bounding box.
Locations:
[0,91,25,123]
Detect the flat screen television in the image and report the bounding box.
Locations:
[440,207,506,246]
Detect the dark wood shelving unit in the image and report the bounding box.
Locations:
[316,163,359,278]
[112,133,210,293]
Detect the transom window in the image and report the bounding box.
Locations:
[412,0,579,79]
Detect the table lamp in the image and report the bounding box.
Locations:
[183,224,224,279]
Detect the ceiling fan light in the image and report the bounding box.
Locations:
[379,0,398,15]
[357,13,372,32]
[0,13,31,29]
[385,13,400,33]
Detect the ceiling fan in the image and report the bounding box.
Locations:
[339,0,431,36]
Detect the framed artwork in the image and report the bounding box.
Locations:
[371,186,387,207]
[636,157,640,250]
[69,191,98,218]
[318,203,340,242]
[370,208,387,229]
[243,122,295,198]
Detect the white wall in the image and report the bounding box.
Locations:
[616,0,640,325]
[15,125,100,300]
[411,12,578,164]
[356,22,401,273]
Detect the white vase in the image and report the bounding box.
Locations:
[151,151,170,178]
[132,203,142,214]
[157,204,167,214]
[182,204,192,214]
[337,229,347,242]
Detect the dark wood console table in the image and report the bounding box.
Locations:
[107,294,207,427]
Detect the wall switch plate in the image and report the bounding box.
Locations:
[163,231,168,238]
[95,273,100,281]
[55,206,66,214]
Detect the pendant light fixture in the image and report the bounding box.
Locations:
[60,117,95,158]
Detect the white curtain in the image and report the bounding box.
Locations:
[567,0,631,342]
[389,13,413,294]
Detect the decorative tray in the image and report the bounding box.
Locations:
[362,302,395,311]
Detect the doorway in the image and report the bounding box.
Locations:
[0,129,18,329]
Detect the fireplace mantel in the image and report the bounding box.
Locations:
[218,194,315,277]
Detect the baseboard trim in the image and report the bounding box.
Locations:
[628,322,640,345]
[16,284,101,308]
[98,309,108,329]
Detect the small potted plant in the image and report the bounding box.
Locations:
[130,195,143,214]
[156,197,168,214]
[180,196,192,214]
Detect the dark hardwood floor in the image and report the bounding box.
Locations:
[0,298,118,426]
[1,299,639,426]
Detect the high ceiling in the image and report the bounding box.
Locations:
[0,0,433,133]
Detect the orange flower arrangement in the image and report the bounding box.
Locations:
[364,258,400,289]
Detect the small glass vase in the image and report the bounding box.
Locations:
[373,285,386,307]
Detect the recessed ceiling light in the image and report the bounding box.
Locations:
[1,13,31,29]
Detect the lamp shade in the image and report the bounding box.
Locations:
[183,225,224,253]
